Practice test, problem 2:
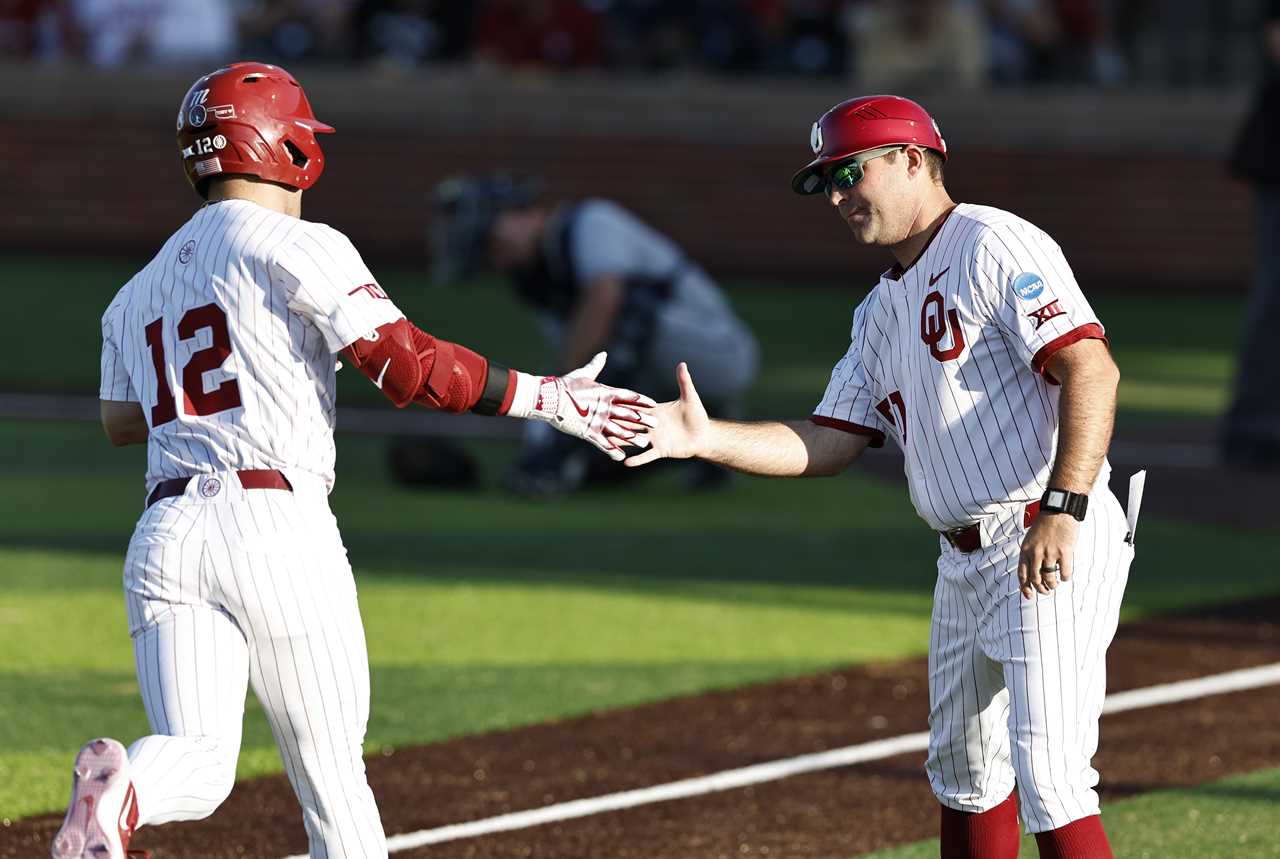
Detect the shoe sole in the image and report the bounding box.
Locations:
[51,738,129,859]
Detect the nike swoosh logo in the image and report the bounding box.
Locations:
[119,783,137,841]
[374,358,391,389]
[563,388,591,418]
[928,267,950,286]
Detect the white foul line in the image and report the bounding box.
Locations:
[282,662,1280,858]
[1101,662,1280,714]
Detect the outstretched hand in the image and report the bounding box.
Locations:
[521,352,657,461]
[625,362,710,467]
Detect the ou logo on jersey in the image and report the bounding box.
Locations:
[919,290,966,362]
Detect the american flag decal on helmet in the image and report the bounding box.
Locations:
[194,157,222,177]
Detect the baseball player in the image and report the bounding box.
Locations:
[53,61,652,859]
[429,174,759,494]
[626,96,1135,858]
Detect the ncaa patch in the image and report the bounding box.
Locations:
[1012,272,1045,301]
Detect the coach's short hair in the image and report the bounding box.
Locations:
[923,149,945,183]
[886,148,945,183]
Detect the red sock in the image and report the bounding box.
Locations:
[1034,815,1114,859]
[940,791,1020,859]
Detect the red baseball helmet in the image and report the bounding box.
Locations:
[791,95,947,195]
[176,62,334,196]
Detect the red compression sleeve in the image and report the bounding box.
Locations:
[342,319,512,413]
[404,322,490,413]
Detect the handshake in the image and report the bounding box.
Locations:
[506,351,701,467]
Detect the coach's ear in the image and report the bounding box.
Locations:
[904,145,928,179]
[101,399,148,446]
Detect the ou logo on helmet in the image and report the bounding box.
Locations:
[919,290,966,362]
[810,121,823,154]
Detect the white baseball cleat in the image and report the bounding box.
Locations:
[51,738,146,859]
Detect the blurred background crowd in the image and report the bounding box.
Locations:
[0,0,1267,89]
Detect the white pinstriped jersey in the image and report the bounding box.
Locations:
[99,199,404,491]
[813,203,1108,531]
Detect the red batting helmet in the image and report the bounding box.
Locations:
[791,95,947,195]
[176,62,334,197]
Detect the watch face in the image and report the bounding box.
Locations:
[1042,489,1087,520]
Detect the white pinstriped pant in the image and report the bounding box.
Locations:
[121,469,387,858]
[925,485,1133,833]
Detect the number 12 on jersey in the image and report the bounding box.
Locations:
[144,303,242,426]
[875,390,907,444]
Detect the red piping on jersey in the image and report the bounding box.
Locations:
[884,205,957,282]
[1031,323,1107,385]
[809,415,886,447]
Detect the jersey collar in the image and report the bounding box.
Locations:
[884,204,958,282]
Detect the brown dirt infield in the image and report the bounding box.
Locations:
[4,596,1277,859]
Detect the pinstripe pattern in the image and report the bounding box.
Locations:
[925,486,1131,832]
[99,199,403,493]
[811,203,1133,834]
[813,204,1109,531]
[99,200,399,857]
[121,473,386,857]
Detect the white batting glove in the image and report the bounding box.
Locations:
[506,352,657,461]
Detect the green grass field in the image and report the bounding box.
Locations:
[0,254,1273,856]
[0,253,1243,421]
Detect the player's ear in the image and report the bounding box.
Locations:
[905,146,926,178]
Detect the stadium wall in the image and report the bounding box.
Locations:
[0,63,1254,289]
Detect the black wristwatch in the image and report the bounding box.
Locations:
[1040,487,1089,521]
